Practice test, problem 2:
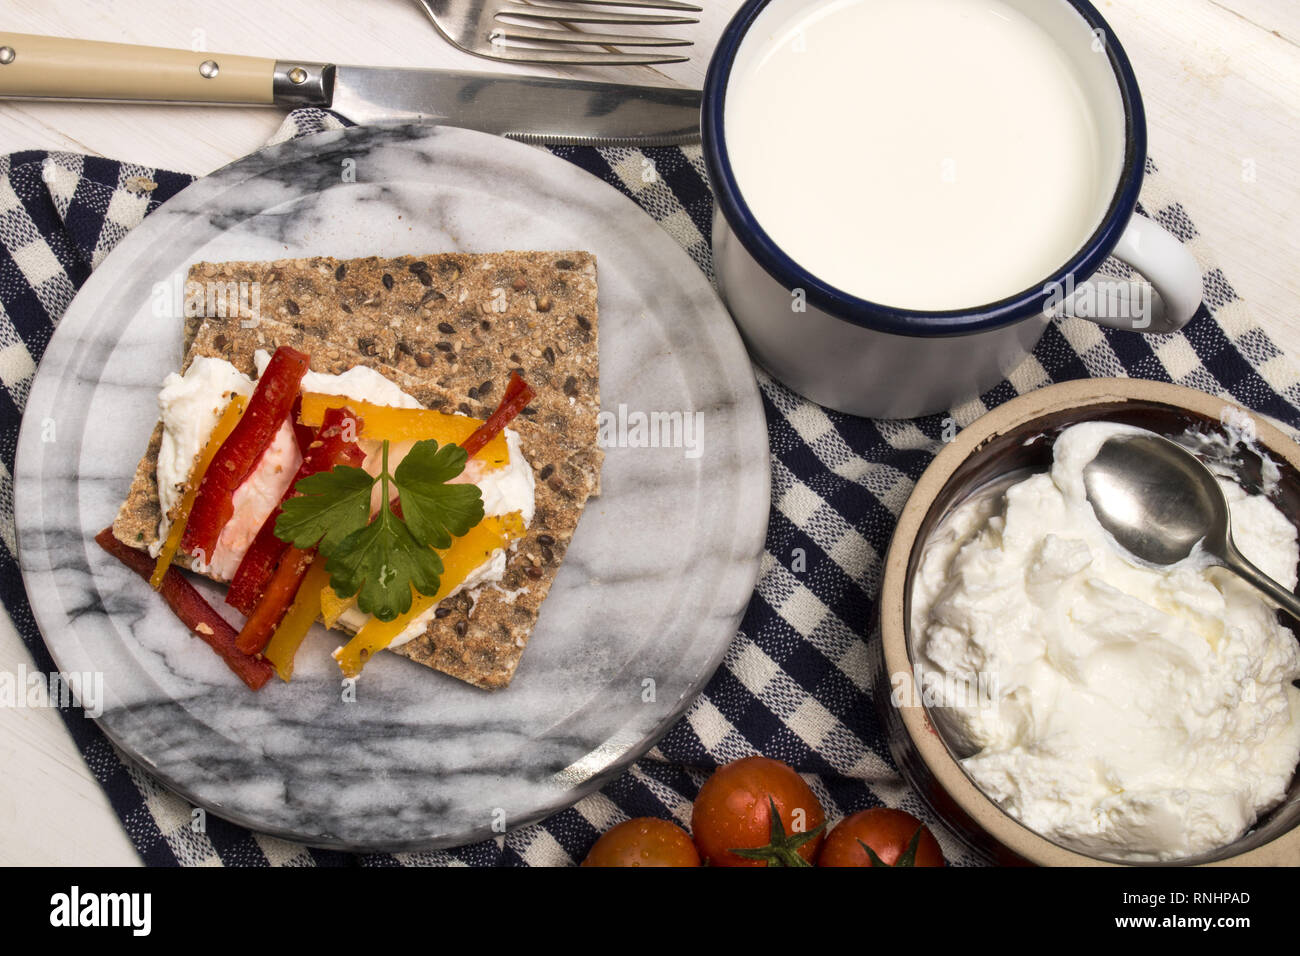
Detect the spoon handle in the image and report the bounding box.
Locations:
[1223,541,1300,623]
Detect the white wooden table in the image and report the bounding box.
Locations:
[1,0,1297,865]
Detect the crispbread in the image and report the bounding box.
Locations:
[113,250,602,689]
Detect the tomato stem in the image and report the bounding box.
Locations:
[859,825,924,867]
[728,797,826,868]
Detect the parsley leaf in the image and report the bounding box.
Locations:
[274,465,374,553]
[395,441,485,549]
[325,505,444,622]
[272,436,485,620]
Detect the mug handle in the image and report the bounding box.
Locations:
[1069,212,1202,335]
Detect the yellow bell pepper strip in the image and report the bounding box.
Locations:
[319,585,355,629]
[262,558,333,682]
[298,392,510,468]
[150,394,247,588]
[332,511,526,678]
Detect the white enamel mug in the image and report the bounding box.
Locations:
[702,0,1203,420]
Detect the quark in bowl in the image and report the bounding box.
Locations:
[909,420,1300,862]
[877,379,1300,866]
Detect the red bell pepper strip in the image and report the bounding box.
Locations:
[94,528,273,691]
[180,346,310,563]
[234,545,317,656]
[291,394,315,457]
[226,406,364,616]
[461,371,535,460]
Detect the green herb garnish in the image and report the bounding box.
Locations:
[275,440,484,621]
[276,465,374,554]
[393,440,487,549]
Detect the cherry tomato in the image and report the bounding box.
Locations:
[817,808,945,867]
[581,818,701,867]
[691,756,826,867]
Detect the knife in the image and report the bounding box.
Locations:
[0,33,702,146]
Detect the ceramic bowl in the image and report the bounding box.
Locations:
[877,378,1300,865]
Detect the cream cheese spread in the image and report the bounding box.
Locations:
[153,354,534,647]
[911,421,1300,861]
[155,355,255,535]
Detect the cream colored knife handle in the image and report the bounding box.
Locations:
[0,33,331,106]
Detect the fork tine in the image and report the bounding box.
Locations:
[491,23,692,46]
[481,43,691,65]
[497,2,698,26]
[527,0,702,9]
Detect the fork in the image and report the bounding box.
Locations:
[413,0,703,66]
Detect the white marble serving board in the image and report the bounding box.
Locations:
[13,125,769,851]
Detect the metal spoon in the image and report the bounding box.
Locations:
[1082,432,1300,621]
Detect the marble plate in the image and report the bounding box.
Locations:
[14,125,769,851]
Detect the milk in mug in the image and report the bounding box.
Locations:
[724,0,1126,311]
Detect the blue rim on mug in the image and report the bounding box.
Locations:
[701,0,1148,338]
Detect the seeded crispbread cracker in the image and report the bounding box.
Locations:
[189,251,602,495]
[113,250,602,689]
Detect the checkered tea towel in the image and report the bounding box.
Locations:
[3,108,1299,866]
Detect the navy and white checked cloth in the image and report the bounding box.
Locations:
[3,109,1299,866]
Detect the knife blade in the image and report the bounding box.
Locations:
[327,65,701,146]
[0,33,702,147]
